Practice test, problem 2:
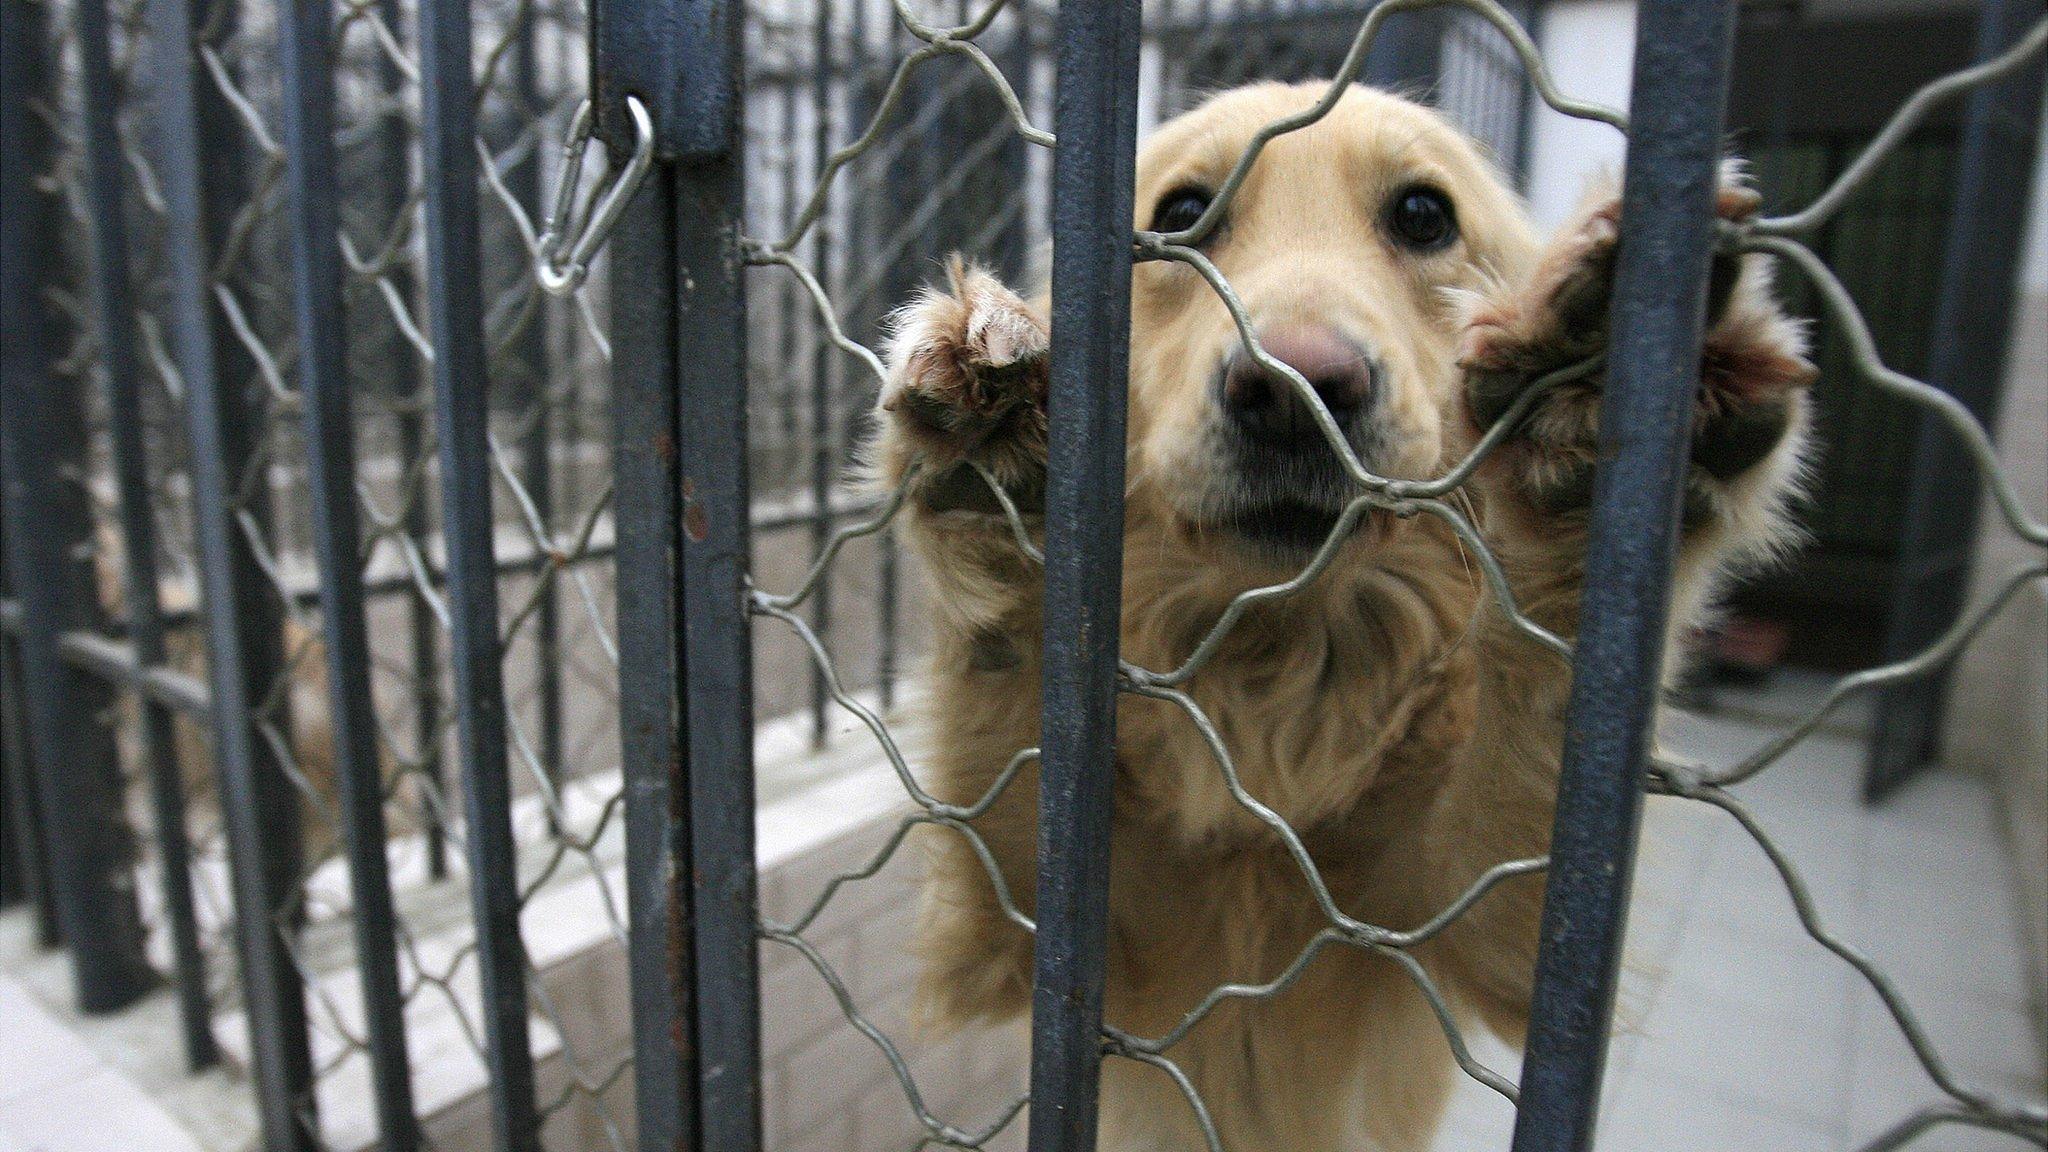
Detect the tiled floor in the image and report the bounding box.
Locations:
[1,680,2040,1151]
[0,976,203,1152]
[1435,683,2046,1151]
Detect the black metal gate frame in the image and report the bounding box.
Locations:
[592,2,2048,1150]
[1,0,2044,1149]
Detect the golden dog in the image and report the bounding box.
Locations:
[869,82,1812,1151]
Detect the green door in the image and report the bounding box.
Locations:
[1735,133,1961,669]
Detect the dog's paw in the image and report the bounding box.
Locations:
[1459,168,1813,519]
[882,256,1048,464]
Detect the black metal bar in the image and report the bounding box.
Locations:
[124,495,855,633]
[0,668,16,911]
[1026,5,1142,1152]
[0,551,16,911]
[53,628,213,717]
[367,0,448,880]
[154,0,313,1130]
[179,0,261,474]
[878,527,900,711]
[842,0,899,714]
[0,612,60,946]
[779,72,804,500]
[1864,0,2046,799]
[511,16,565,832]
[526,435,566,836]
[72,0,214,1065]
[589,0,732,159]
[1508,3,1739,1149]
[590,0,706,1133]
[670,1,758,1145]
[1509,0,1542,190]
[273,0,421,1136]
[0,608,39,912]
[417,0,541,1141]
[400,411,448,879]
[0,0,155,1016]
[809,0,836,749]
[610,160,695,1152]
[999,8,1037,281]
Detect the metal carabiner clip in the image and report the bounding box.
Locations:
[535,94,655,296]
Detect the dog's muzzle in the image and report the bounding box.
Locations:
[1219,323,1380,450]
[1211,323,1385,555]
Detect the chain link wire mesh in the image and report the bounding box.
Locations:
[9,0,2045,1148]
[731,1,2048,1149]
[29,0,638,1141]
[30,0,231,1027]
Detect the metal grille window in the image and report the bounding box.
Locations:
[0,3,2042,1152]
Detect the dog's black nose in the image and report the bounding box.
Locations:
[1220,324,1377,447]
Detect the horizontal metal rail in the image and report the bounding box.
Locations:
[0,601,213,717]
[98,492,882,633]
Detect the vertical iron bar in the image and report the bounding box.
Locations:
[1507,2,1739,1149]
[72,0,215,1065]
[844,0,899,713]
[368,0,448,879]
[273,0,420,1135]
[593,0,712,1139]
[998,7,1035,280]
[585,0,739,1120]
[609,161,695,1152]
[0,683,13,911]
[1026,4,1142,1151]
[1509,0,1541,191]
[878,530,899,711]
[668,1,757,1144]
[155,0,315,1128]
[560,348,588,519]
[780,75,803,504]
[417,0,541,1141]
[0,617,60,943]
[0,0,155,1017]
[183,0,261,483]
[809,0,835,749]
[511,16,565,827]
[401,410,448,879]
[1865,0,2046,799]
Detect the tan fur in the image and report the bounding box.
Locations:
[869,83,1813,1151]
[93,521,343,863]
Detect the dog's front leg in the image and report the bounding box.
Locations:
[870,256,1052,635]
[870,257,1054,1032]
[1458,168,1816,627]
[1416,170,1816,1044]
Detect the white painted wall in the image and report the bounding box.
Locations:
[1522,0,1637,231]
[1519,1,2048,273]
[2025,75,2048,293]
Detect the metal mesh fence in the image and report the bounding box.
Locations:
[0,0,2042,1150]
[729,2,2048,1149]
[26,0,637,1141]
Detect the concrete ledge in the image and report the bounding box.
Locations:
[0,695,1027,1151]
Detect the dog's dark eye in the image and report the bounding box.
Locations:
[1151,187,1214,237]
[1387,186,1457,250]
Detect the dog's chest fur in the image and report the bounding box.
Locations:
[923,514,1483,912]
[1110,516,1483,853]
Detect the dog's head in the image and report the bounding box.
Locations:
[1126,83,1537,563]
